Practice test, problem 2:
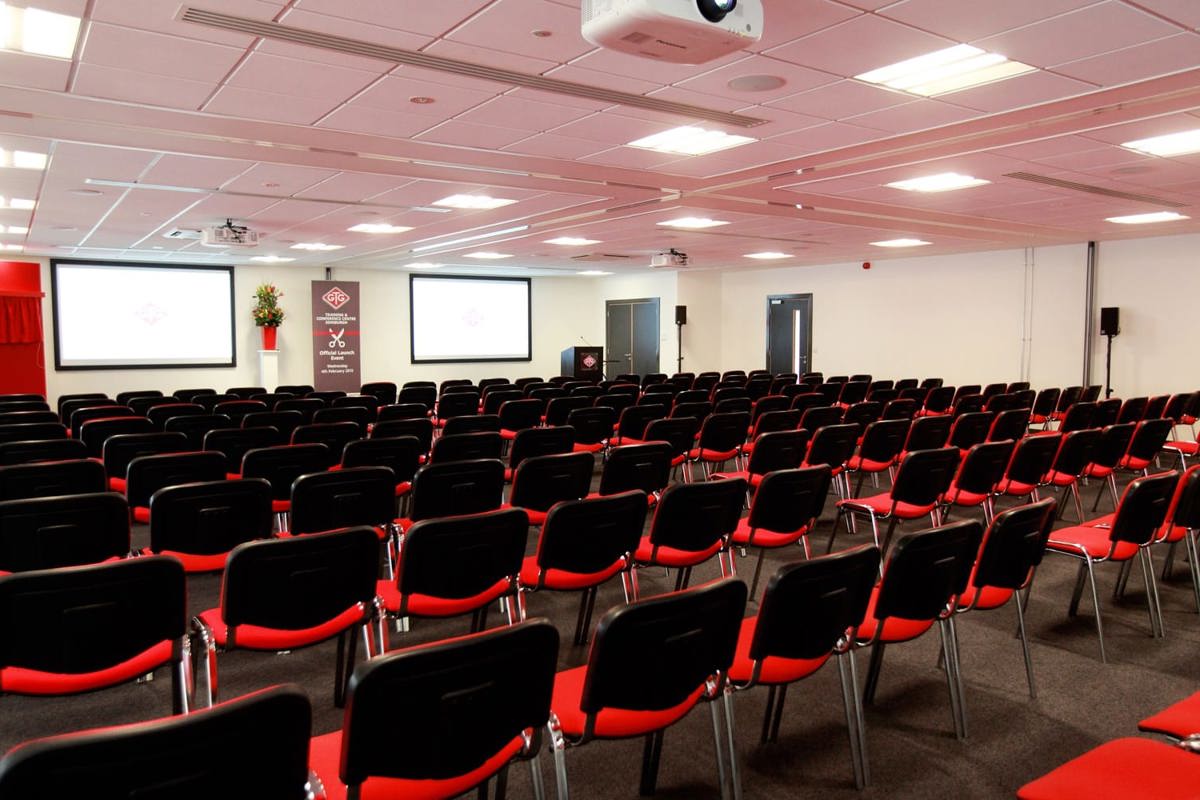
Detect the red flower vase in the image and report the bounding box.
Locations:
[261,326,278,350]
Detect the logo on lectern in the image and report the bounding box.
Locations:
[582,354,598,369]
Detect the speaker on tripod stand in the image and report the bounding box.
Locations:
[1100,307,1120,399]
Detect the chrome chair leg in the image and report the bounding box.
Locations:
[548,715,570,800]
[1139,548,1165,639]
[529,754,547,800]
[1083,557,1107,663]
[837,651,866,789]
[723,688,743,800]
[947,615,968,739]
[1014,595,1037,699]
[938,619,965,740]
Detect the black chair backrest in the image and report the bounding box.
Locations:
[441,414,501,437]
[275,398,325,424]
[746,429,809,476]
[1127,417,1173,461]
[397,508,528,600]
[747,466,831,534]
[243,411,305,440]
[902,388,931,403]
[534,491,647,578]
[1081,385,1103,402]
[571,385,603,399]
[0,423,67,444]
[128,396,177,415]
[436,392,480,420]
[696,411,750,453]
[954,441,1015,495]
[508,426,574,474]
[971,498,1057,593]
[225,386,267,400]
[1005,433,1061,485]
[837,381,869,405]
[510,451,595,513]
[102,431,188,477]
[482,389,524,415]
[409,458,505,522]
[1090,423,1137,468]
[895,379,919,391]
[642,417,699,460]
[1007,382,1030,393]
[396,385,437,410]
[751,545,880,662]
[989,408,1030,442]
[749,409,801,440]
[675,389,708,406]
[842,401,882,431]
[1162,393,1191,423]
[804,423,859,469]
[290,422,360,466]
[340,436,421,483]
[1058,401,1096,434]
[873,521,984,623]
[146,403,206,429]
[1117,396,1149,424]
[431,431,504,464]
[921,378,944,389]
[240,444,331,500]
[1105,472,1179,546]
[0,492,129,572]
[583,579,746,715]
[149,479,273,557]
[312,406,371,435]
[0,411,57,426]
[202,426,282,473]
[981,383,1007,401]
[1032,388,1061,417]
[857,419,909,464]
[799,405,842,434]
[891,448,961,506]
[338,620,558,789]
[0,459,107,501]
[0,556,185,675]
[194,393,238,412]
[1056,386,1083,413]
[277,385,315,396]
[173,388,217,403]
[162,414,235,449]
[1168,466,1200,530]
[545,395,591,427]
[599,442,672,496]
[567,407,615,445]
[289,467,398,534]
[360,382,398,406]
[953,394,985,416]
[0,438,87,465]
[68,405,137,435]
[0,685,313,797]
[647,478,746,553]
[58,396,112,425]
[77,416,156,457]
[882,398,919,420]
[371,418,433,453]
[251,393,298,410]
[712,387,748,404]
[816,382,842,404]
[1051,428,1102,477]
[223,527,379,630]
[377,402,430,422]
[307,391,348,404]
[1092,398,1121,427]
[923,385,955,413]
[126,451,226,508]
[949,411,994,451]
[671,400,711,419]
[616,404,667,440]
[1011,389,1036,409]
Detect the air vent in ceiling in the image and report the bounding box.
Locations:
[163,228,202,240]
[570,253,635,262]
[1003,172,1187,208]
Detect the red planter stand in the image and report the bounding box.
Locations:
[261,326,278,350]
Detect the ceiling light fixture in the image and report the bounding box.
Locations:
[887,172,990,192]
[1106,211,1190,224]
[433,194,517,210]
[0,3,81,58]
[1121,128,1200,158]
[657,216,729,229]
[463,251,512,259]
[250,255,296,263]
[856,44,1035,97]
[870,238,931,248]
[744,252,790,260]
[410,224,530,253]
[0,149,47,169]
[1,224,28,234]
[290,242,344,251]
[407,262,442,269]
[545,236,601,246]
[0,197,34,210]
[347,223,414,234]
[627,125,756,156]
[0,243,22,252]
[577,270,613,276]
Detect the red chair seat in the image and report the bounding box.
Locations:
[551,665,705,739]
[1017,738,1200,800]
[846,455,892,472]
[499,503,547,526]
[573,442,605,454]
[139,547,228,573]
[395,481,412,498]
[1163,441,1198,456]
[1083,464,1113,479]
[225,472,241,480]
[1118,455,1152,470]
[958,584,1014,610]
[727,615,829,685]
[0,640,173,695]
[500,429,519,441]
[997,478,1037,496]
[377,578,511,618]
[837,493,936,520]
[196,605,366,650]
[634,536,723,567]
[856,586,935,643]
[272,499,291,513]
[108,477,127,493]
[687,447,739,462]
[587,491,657,508]
[309,728,526,800]
[1139,690,1200,739]
[1047,470,1078,487]
[519,555,623,591]
[1047,526,1137,561]
[1030,413,1050,424]
[730,518,807,548]
[1084,513,1115,528]
[943,485,988,507]
[132,506,150,524]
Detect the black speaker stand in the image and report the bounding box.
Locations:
[676,322,683,375]
[1104,332,1115,399]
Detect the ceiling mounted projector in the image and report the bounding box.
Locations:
[582,0,762,65]
[202,218,259,248]
[650,248,688,268]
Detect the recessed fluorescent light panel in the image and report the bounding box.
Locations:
[887,172,990,192]
[0,3,81,58]
[0,149,47,169]
[463,252,512,259]
[290,242,344,251]
[545,236,601,246]
[0,197,34,210]
[347,223,414,234]
[2,224,28,234]
[577,270,612,276]
[1,243,22,251]
[871,238,931,248]
[410,225,530,253]
[433,194,517,210]
[1121,129,1200,158]
[626,126,756,156]
[657,217,729,229]
[1106,211,1190,224]
[250,255,295,263]
[856,44,1035,97]
[407,262,442,269]
[744,252,790,260]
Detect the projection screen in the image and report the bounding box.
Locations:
[409,274,532,363]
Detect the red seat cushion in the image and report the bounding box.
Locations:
[837,493,936,520]
[377,578,511,618]
[727,615,829,685]
[0,640,173,695]
[272,499,291,513]
[997,478,1037,496]
[1047,525,1137,561]
[132,506,150,524]
[519,555,624,591]
[1083,464,1113,479]
[687,447,739,462]
[139,547,228,573]
[943,485,988,507]
[958,584,1014,611]
[1138,690,1200,739]
[730,517,807,548]
[196,605,367,650]
[633,535,722,567]
[1017,738,1200,800]
[573,442,605,454]
[1163,441,1198,456]
[309,728,527,800]
[500,503,546,526]
[1047,470,1078,487]
[551,664,705,739]
[1118,455,1152,470]
[856,586,936,644]
[395,481,412,498]
[107,477,127,493]
[846,455,892,472]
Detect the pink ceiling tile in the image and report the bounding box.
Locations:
[317,105,441,139]
[292,0,490,37]
[578,147,677,170]
[1027,146,1148,172]
[542,64,663,96]
[880,0,1099,42]
[1078,113,1200,145]
[947,70,1097,113]
[0,51,70,92]
[1053,33,1200,86]
[998,136,1102,160]
[422,39,563,76]
[750,0,862,51]
[765,15,956,78]
[548,112,683,145]
[413,120,534,149]
[675,55,838,103]
[353,74,497,117]
[90,0,282,48]
[72,63,214,110]
[48,143,158,182]
[141,155,255,190]
[203,86,336,124]
[0,171,45,200]
[734,105,828,138]
[768,122,890,154]
[80,23,246,82]
[228,52,382,100]
[843,100,980,134]
[444,0,594,63]
[180,194,283,223]
[501,133,608,159]
[295,173,413,203]
[767,79,908,121]
[454,95,594,132]
[502,86,611,112]
[268,8,431,68]
[244,198,343,228]
[642,87,749,114]
[223,164,340,196]
[1125,0,1200,28]
[838,0,901,9]
[975,2,1182,68]
[566,47,742,85]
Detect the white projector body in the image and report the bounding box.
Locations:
[582,0,763,65]
[201,225,259,248]
[649,250,688,268]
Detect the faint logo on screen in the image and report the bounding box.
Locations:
[463,308,483,327]
[582,355,598,369]
[322,287,351,309]
[135,303,166,325]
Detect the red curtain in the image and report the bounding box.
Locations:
[0,295,41,344]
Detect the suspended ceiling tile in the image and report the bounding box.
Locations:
[1121,0,1200,28]
[541,64,663,96]
[91,0,283,48]
[502,86,611,112]
[454,95,595,133]
[765,15,956,77]
[567,47,742,85]
[1077,113,1200,145]
[413,120,533,149]
[316,105,441,139]
[0,51,72,92]
[768,121,890,154]
[204,85,336,125]
[749,0,862,51]
[1052,33,1200,86]
[444,0,594,63]
[290,0,491,38]
[227,52,383,100]
[268,8,430,68]
[879,0,1101,42]
[140,155,255,190]
[71,63,214,110]
[735,105,829,139]
[947,70,1097,113]
[352,74,498,117]
[547,112,683,145]
[843,99,980,135]
[49,143,159,183]
[422,39,564,76]
[579,145,678,170]
[500,133,609,160]
[223,164,341,196]
[767,79,908,121]
[293,172,412,203]
[674,55,838,104]
[80,22,246,83]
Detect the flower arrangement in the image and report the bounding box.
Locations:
[252,284,285,327]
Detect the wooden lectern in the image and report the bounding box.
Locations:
[561,346,603,382]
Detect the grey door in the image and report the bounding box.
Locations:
[766,294,813,375]
[606,298,660,379]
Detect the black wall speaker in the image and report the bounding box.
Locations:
[675,305,687,325]
[1100,307,1120,336]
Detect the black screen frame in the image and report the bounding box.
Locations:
[50,258,238,371]
[408,274,533,365]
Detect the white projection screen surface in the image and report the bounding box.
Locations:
[410,275,531,363]
[52,261,236,369]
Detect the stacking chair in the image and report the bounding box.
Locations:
[58,397,113,428]
[611,404,667,446]
[1028,388,1061,428]
[70,407,139,441]
[194,393,237,412]
[0,438,86,466]
[799,404,843,435]
[1116,417,1173,478]
[957,499,1057,697]
[633,478,746,592]
[146,403,206,430]
[1092,397,1121,427]
[1044,428,1102,522]
[0,410,57,427]
[434,391,480,427]
[290,421,361,466]
[741,409,802,455]
[213,400,269,426]
[313,406,371,436]
[163,413,235,448]
[203,426,282,478]
[671,400,711,420]
[289,467,397,572]
[1044,471,1178,661]
[483,389,524,415]
[506,426,574,483]
[194,527,380,707]
[548,579,747,800]
[916,385,955,416]
[398,458,506,532]
[0,458,107,501]
[684,412,750,481]
[0,685,315,798]
[788,391,825,415]
[243,410,304,440]
[145,478,273,572]
[732,466,833,595]
[544,395,590,427]
[1056,400,1096,434]
[841,400,882,434]
[728,545,879,788]
[856,520,983,741]
[125,451,225,524]
[984,392,1016,413]
[800,423,859,499]
[996,432,1061,504]
[948,411,994,455]
[275,398,325,425]
[441,414,500,437]
[240,443,331,529]
[941,440,1015,524]
[566,406,615,454]
[900,415,952,460]
[226,386,269,400]
[0,556,190,713]
[311,620,558,800]
[845,419,908,497]
[0,422,67,444]
[0,492,129,573]
[643,416,699,473]
[375,402,429,422]
[1017,737,1200,800]
[713,429,809,489]
[360,381,398,406]
[952,394,985,416]
[1117,396,1149,425]
[593,442,672,505]
[102,431,189,492]
[396,385,436,411]
[339,436,422,502]
[519,491,647,644]
[430,431,504,464]
[1139,687,1200,741]
[505,451,595,526]
[988,408,1031,442]
[255,392,300,411]
[1081,423,1137,511]
[370,417,432,456]
[498,399,544,443]
[1154,465,1200,613]
[308,390,348,404]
